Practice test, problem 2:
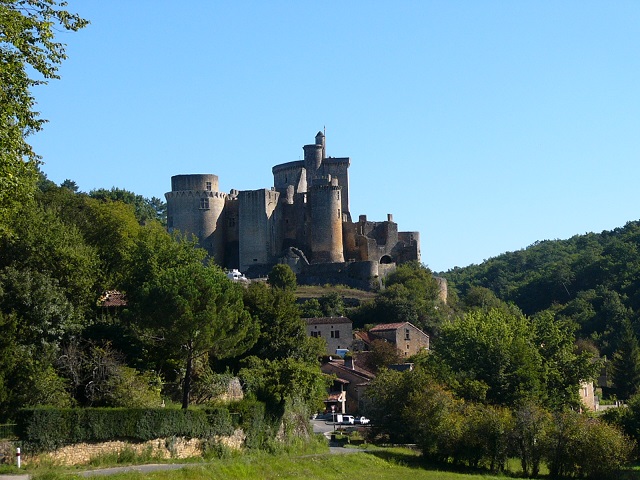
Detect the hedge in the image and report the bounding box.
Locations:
[15,406,239,451]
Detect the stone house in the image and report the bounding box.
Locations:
[304,317,353,355]
[362,321,430,357]
[320,356,375,414]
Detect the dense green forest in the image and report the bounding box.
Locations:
[442,223,640,359]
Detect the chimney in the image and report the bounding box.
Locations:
[344,356,355,370]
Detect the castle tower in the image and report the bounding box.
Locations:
[308,177,344,263]
[165,174,227,263]
[303,131,324,185]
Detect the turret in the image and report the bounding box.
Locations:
[308,177,344,263]
[165,174,227,263]
[304,131,325,185]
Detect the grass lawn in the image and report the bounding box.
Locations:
[25,449,523,480]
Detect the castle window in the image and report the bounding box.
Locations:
[205,181,212,191]
[200,198,209,209]
[228,217,236,227]
[337,209,341,219]
[331,330,340,339]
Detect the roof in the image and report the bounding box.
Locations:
[354,331,375,345]
[369,322,410,332]
[304,317,352,325]
[324,359,376,380]
[97,290,127,307]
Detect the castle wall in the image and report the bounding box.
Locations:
[238,189,280,272]
[224,197,240,269]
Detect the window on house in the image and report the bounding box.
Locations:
[331,330,340,339]
[405,329,410,340]
[311,331,321,338]
[200,198,209,209]
[205,181,212,191]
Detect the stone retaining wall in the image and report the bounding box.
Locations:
[19,429,246,466]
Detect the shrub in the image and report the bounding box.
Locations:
[15,407,234,451]
[545,410,633,479]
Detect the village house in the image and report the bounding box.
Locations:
[356,321,430,357]
[320,356,375,414]
[304,317,353,355]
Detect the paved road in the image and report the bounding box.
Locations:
[0,420,361,479]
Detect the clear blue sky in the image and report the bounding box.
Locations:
[30,1,640,273]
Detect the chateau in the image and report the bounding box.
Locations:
[165,132,420,288]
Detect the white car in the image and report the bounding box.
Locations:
[338,414,355,425]
[355,416,370,425]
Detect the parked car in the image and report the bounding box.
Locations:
[338,414,355,425]
[355,416,370,425]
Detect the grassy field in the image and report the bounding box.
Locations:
[12,446,640,480]
[12,448,556,480]
[22,449,524,480]
[295,284,376,304]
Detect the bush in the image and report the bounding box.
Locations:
[15,407,235,451]
[546,410,633,479]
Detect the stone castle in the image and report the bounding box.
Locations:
[165,132,420,288]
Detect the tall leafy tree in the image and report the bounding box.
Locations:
[611,318,640,400]
[134,261,258,409]
[0,1,88,234]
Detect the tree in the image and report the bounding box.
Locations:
[532,311,601,409]
[89,188,164,225]
[0,1,88,234]
[434,309,545,406]
[512,401,552,477]
[134,261,258,409]
[60,179,79,192]
[244,266,323,363]
[267,263,297,291]
[352,262,448,334]
[611,318,640,400]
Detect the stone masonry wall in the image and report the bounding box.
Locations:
[19,429,246,467]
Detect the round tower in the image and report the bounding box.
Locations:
[303,131,324,185]
[165,174,227,264]
[308,178,344,263]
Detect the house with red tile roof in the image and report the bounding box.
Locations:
[362,321,430,357]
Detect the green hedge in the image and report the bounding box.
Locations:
[15,407,237,451]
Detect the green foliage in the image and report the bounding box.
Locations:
[434,309,545,406]
[611,318,640,400]
[512,401,552,477]
[351,261,448,334]
[15,407,235,451]
[239,356,328,413]
[1,201,100,311]
[227,399,273,450]
[267,264,297,291]
[243,281,321,362]
[132,260,258,409]
[89,188,166,226]
[442,222,640,386]
[0,1,88,235]
[546,410,633,479]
